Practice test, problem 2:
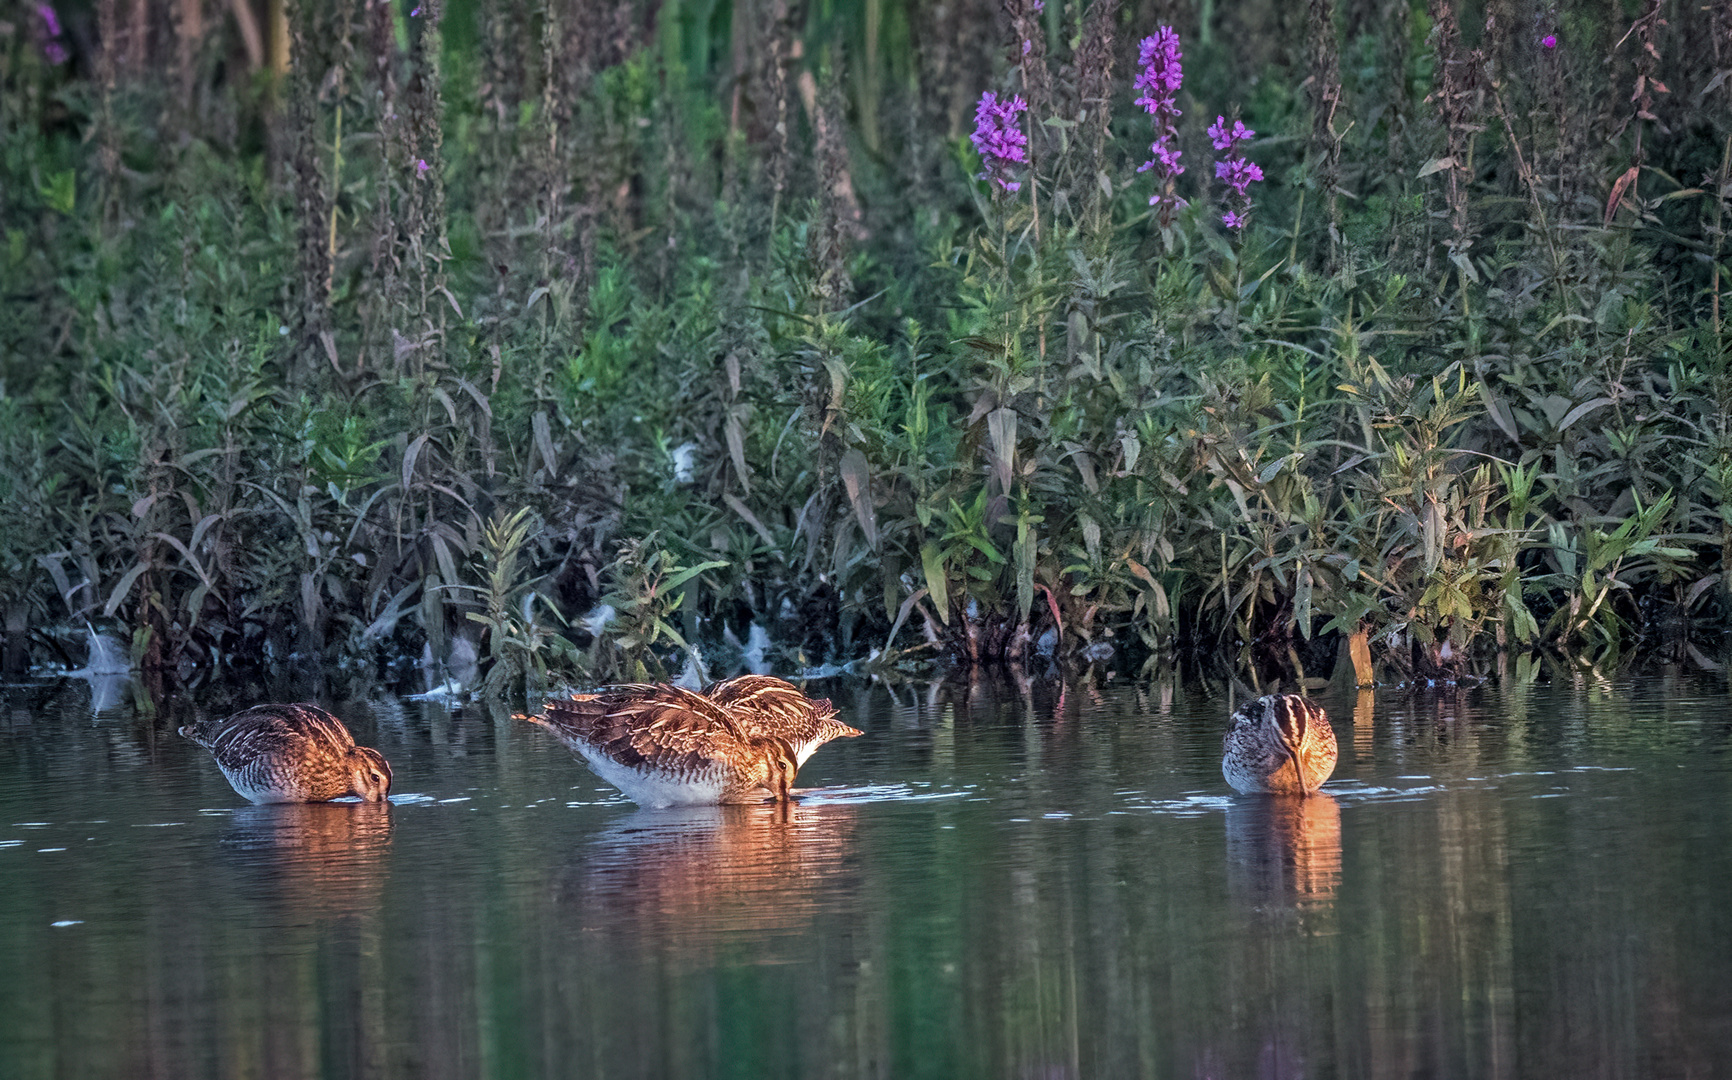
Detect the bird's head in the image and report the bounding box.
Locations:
[1268,696,1316,753]
[348,746,393,802]
[762,737,800,802]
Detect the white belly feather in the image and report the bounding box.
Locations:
[576,747,728,808]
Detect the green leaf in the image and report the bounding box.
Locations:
[661,559,729,592]
[921,542,949,625]
[39,169,76,215]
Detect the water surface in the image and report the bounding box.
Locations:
[3,672,1730,1078]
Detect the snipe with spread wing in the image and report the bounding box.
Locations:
[1221,694,1337,795]
[180,702,393,804]
[524,676,861,807]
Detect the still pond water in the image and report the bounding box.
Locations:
[2,671,1731,1079]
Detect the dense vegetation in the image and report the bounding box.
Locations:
[3,0,1730,691]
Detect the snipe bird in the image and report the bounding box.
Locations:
[180,703,393,804]
[525,676,860,807]
[1221,694,1337,795]
[699,675,862,766]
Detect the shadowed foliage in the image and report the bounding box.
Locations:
[2,0,1730,688]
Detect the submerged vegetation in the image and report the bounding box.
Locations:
[3,0,1732,690]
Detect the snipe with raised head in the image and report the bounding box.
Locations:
[180,703,393,804]
[525,676,860,807]
[1221,694,1337,795]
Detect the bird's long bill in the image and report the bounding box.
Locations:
[767,738,799,802]
[1275,738,1304,791]
[1273,698,1311,792]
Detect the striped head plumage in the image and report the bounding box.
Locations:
[754,735,801,803]
[180,702,393,804]
[1221,693,1337,795]
[523,677,854,807]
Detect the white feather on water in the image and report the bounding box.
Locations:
[673,648,708,689]
[70,628,131,676]
[741,624,771,673]
[66,628,132,715]
[722,622,773,674]
[406,681,464,702]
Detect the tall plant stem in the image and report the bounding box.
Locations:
[1714,135,1730,339]
[328,101,343,273]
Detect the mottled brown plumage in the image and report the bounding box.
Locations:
[179,703,393,804]
[698,675,862,765]
[1221,694,1337,795]
[525,677,857,807]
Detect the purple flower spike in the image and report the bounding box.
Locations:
[33,4,68,64]
[1135,26,1186,221]
[1541,34,1557,49]
[416,158,431,176]
[1134,28,1184,114]
[1209,114,1261,231]
[971,91,1029,196]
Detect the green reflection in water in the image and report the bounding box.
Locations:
[2,675,1731,1078]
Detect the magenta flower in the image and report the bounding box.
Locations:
[1208,118,1254,151]
[1216,157,1263,193]
[971,91,1029,195]
[1541,34,1557,49]
[1208,115,1261,231]
[32,4,67,65]
[1135,27,1186,221]
[1134,28,1184,109]
[1139,141,1183,177]
[416,158,431,177]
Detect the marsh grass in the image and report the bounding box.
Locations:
[2,0,1731,690]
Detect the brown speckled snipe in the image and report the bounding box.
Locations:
[696,675,862,766]
[1221,694,1337,795]
[180,703,393,804]
[524,676,861,808]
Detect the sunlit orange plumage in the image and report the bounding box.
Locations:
[524,676,860,807]
[1221,694,1336,795]
[180,702,393,804]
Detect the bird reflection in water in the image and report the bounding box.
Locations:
[1198,797,1344,1080]
[554,800,858,960]
[1225,792,1342,912]
[222,802,394,921]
